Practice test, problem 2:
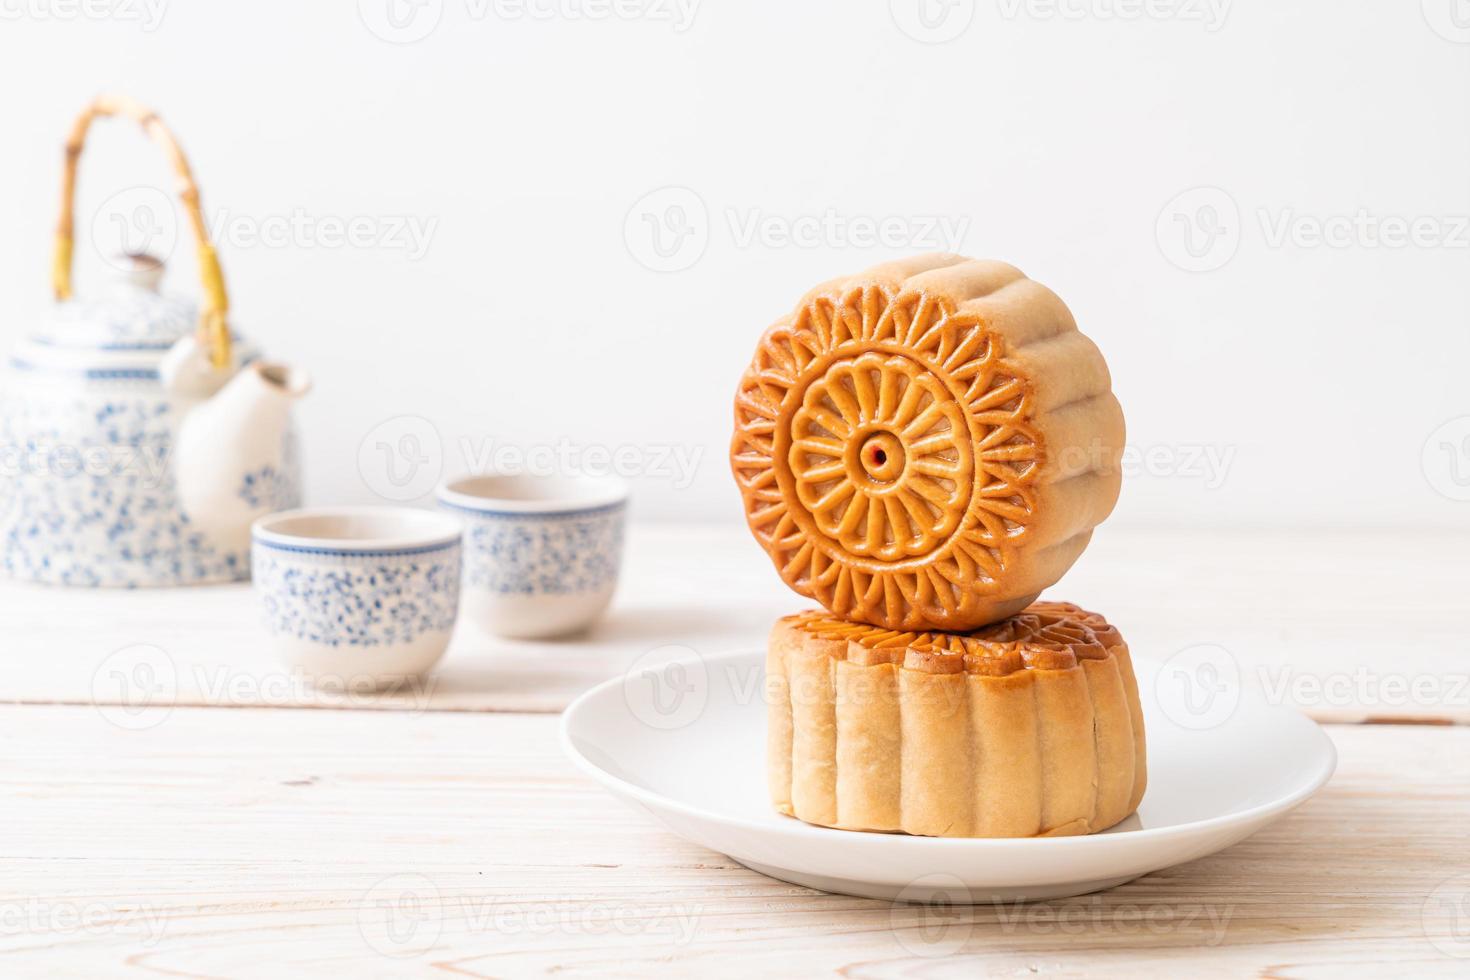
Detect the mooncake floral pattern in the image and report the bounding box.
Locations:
[731,280,1043,631]
[454,505,625,596]
[252,542,461,647]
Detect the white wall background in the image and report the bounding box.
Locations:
[0,1,1467,530]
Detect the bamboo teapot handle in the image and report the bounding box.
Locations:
[53,94,231,369]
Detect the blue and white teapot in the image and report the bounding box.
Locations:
[0,95,308,587]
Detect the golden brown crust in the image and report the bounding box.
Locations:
[767,601,1147,838]
[786,600,1122,676]
[731,255,1124,632]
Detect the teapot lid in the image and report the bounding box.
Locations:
[41,253,199,351]
[11,253,254,378]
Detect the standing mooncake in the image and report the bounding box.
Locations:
[732,254,1124,632]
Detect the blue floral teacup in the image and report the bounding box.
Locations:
[436,474,627,638]
[251,507,462,686]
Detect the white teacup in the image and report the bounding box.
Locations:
[436,474,628,639]
[251,507,462,686]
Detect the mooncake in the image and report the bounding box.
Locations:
[766,601,1146,838]
[731,255,1124,632]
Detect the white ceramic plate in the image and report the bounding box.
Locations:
[560,650,1336,902]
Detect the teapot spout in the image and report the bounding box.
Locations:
[175,361,310,555]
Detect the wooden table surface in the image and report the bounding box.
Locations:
[4,524,1468,977]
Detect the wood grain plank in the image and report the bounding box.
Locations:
[0,706,1466,977]
[4,525,1468,723]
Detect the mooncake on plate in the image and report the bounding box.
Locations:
[766,601,1146,838]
